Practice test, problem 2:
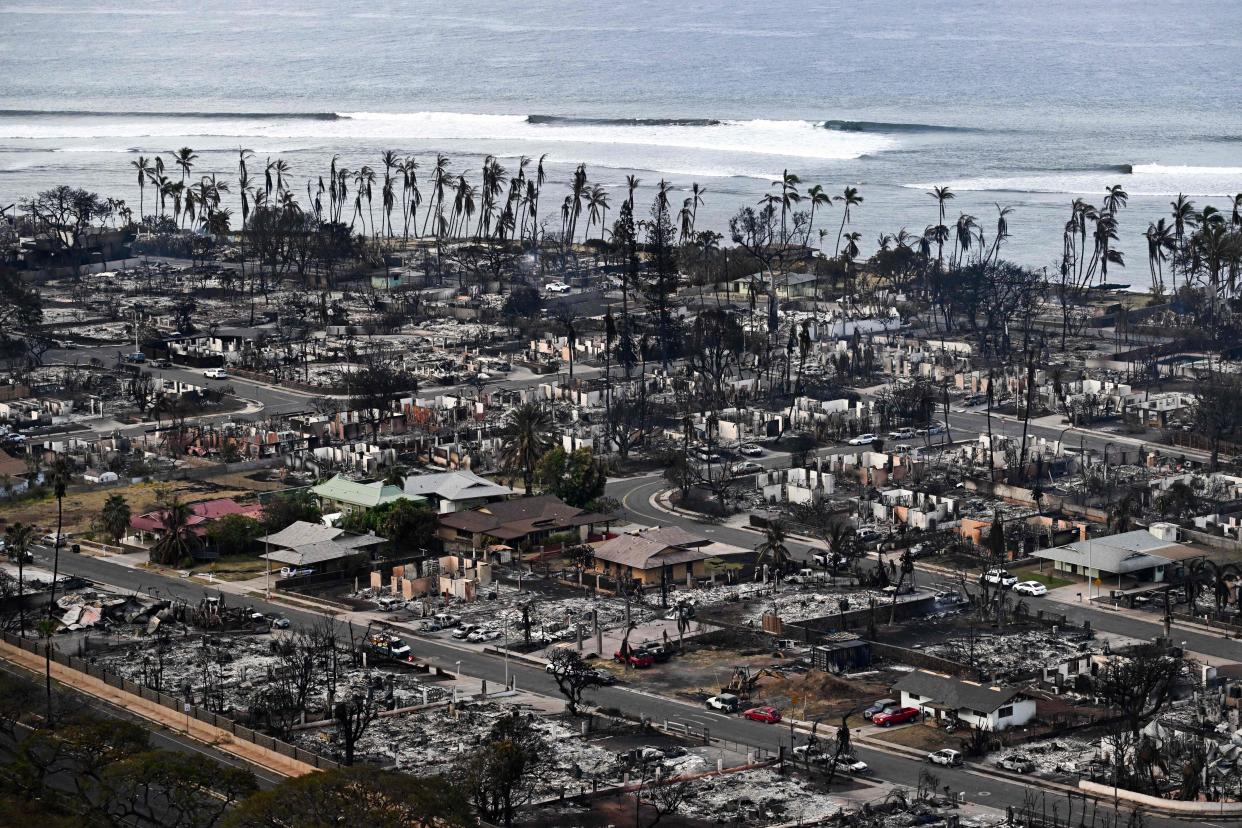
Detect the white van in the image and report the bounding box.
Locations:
[203,367,228,379]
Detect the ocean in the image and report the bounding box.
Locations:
[2,0,1240,284]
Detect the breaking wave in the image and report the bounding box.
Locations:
[527,114,723,127]
[822,119,980,133]
[0,109,343,120]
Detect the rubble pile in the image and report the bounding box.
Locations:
[296,702,625,797]
[922,629,1092,681]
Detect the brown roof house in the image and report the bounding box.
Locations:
[259,520,388,575]
[589,526,749,587]
[437,494,610,554]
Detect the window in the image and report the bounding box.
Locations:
[997,705,1013,719]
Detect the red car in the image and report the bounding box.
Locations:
[872,707,919,727]
[743,706,782,724]
[614,649,655,668]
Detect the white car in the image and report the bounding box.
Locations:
[928,749,963,767]
[739,444,764,457]
[545,281,571,293]
[731,461,763,475]
[847,433,878,446]
[1013,580,1048,596]
[982,569,1018,589]
[835,756,870,773]
[705,693,740,712]
[203,367,228,379]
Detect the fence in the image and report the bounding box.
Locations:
[0,630,340,772]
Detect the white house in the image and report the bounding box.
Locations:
[893,670,1036,731]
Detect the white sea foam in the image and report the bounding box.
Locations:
[0,110,892,163]
[907,163,1242,197]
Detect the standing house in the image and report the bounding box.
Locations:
[588,526,748,587]
[258,521,388,574]
[399,469,517,514]
[436,494,610,553]
[1031,528,1195,585]
[310,474,422,515]
[893,670,1036,731]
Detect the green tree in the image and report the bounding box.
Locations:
[149,491,202,565]
[755,521,791,580]
[261,489,322,532]
[338,499,439,553]
[205,514,263,557]
[4,522,34,636]
[224,766,470,828]
[464,712,547,828]
[497,402,554,496]
[102,749,258,828]
[535,446,607,507]
[98,493,131,542]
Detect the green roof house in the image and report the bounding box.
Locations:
[311,474,427,515]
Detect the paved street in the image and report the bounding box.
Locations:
[23,541,1213,824]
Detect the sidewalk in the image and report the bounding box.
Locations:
[0,636,319,778]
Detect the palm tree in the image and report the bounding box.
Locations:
[1102,183,1129,217]
[381,465,407,488]
[952,213,977,269]
[985,204,1013,264]
[833,186,864,257]
[927,185,954,269]
[173,146,198,184]
[804,184,831,246]
[5,522,34,636]
[755,521,791,581]
[99,492,131,542]
[131,156,153,224]
[42,456,71,724]
[149,492,202,566]
[772,169,801,246]
[497,403,554,496]
[624,174,640,213]
[1144,218,1175,295]
[586,184,610,241]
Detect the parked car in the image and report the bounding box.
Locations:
[872,707,920,727]
[591,669,618,686]
[743,706,782,724]
[882,583,914,597]
[847,433,878,446]
[40,532,67,548]
[124,352,146,363]
[731,460,763,475]
[856,526,881,544]
[786,568,820,584]
[1013,580,1049,596]
[637,642,672,662]
[998,754,1035,772]
[706,693,741,712]
[835,755,870,773]
[928,749,963,767]
[452,624,480,639]
[363,633,413,662]
[270,616,291,629]
[614,649,655,668]
[202,367,228,379]
[888,428,916,440]
[982,569,1019,589]
[862,698,898,720]
[467,627,497,642]
[153,359,171,368]
[792,744,830,764]
[739,444,764,457]
[545,281,571,294]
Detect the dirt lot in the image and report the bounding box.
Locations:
[0,473,288,535]
[596,640,893,720]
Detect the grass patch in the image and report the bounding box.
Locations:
[192,554,269,581]
[870,721,961,751]
[1012,567,1073,589]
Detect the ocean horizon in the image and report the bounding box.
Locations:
[2,0,1240,283]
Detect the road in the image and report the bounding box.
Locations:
[23,541,1213,825]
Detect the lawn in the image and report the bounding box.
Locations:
[870,721,961,752]
[1011,566,1073,589]
[191,554,270,581]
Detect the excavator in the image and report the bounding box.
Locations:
[721,665,782,700]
